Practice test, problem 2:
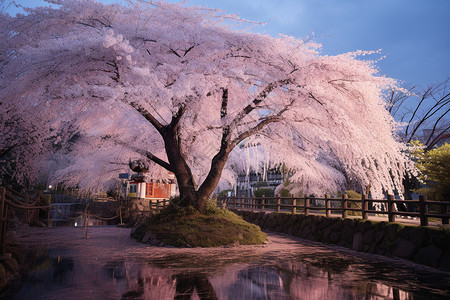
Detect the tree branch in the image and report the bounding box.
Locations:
[141,150,174,173]
[405,88,431,139]
[231,116,281,148]
[424,107,450,146]
[113,141,174,173]
[220,88,228,119]
[183,44,196,57]
[232,78,292,124]
[219,88,231,148]
[169,103,187,129]
[426,124,450,151]
[169,48,181,58]
[129,102,164,133]
[407,95,450,143]
[308,92,323,105]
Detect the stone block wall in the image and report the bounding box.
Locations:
[0,255,19,290]
[233,210,450,271]
[131,198,150,212]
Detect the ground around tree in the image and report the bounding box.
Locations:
[130,202,267,247]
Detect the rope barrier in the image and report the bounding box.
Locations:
[5,192,40,207]
[4,198,49,210]
[49,203,121,222]
[2,185,169,227]
[4,187,26,199]
[50,206,83,221]
[87,213,119,221]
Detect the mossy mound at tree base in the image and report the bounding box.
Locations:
[130,205,267,247]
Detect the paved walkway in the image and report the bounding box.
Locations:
[343,213,445,228]
[236,208,449,228]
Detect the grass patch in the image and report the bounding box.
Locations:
[130,202,267,247]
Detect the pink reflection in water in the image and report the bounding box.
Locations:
[7,226,447,299]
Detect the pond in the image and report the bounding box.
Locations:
[3,226,450,299]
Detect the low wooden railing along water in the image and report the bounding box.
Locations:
[217,194,450,227]
[0,185,173,254]
[0,186,51,255]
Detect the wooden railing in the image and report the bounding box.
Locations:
[217,194,450,227]
[128,197,171,215]
[0,186,51,255]
[148,199,170,213]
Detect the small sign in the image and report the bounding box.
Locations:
[119,173,129,179]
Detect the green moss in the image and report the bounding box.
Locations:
[280,188,290,197]
[131,201,267,247]
[254,188,274,197]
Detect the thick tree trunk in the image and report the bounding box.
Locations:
[132,102,232,211]
[161,127,198,208]
[169,147,230,212]
[161,130,231,211]
[196,149,230,212]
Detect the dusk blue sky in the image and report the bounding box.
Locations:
[5,0,450,88]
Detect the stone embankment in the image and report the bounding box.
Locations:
[233,210,450,271]
[0,228,21,291]
[0,254,19,290]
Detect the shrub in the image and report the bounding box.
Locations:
[343,190,362,216]
[254,188,274,197]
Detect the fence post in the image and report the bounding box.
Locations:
[304,196,310,216]
[387,194,396,223]
[47,206,51,228]
[84,212,89,238]
[233,196,237,209]
[276,195,281,212]
[0,187,6,255]
[342,194,348,218]
[419,195,428,226]
[325,194,331,218]
[261,195,265,212]
[84,203,90,238]
[2,205,7,255]
[25,195,30,223]
[292,198,296,214]
[119,203,124,225]
[37,191,43,224]
[251,198,255,212]
[362,194,368,220]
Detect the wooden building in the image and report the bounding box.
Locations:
[127,172,177,200]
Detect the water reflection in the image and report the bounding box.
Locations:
[5,227,450,299]
[11,252,444,299]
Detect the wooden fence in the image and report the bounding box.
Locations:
[0,186,50,255]
[129,198,171,216]
[217,194,450,227]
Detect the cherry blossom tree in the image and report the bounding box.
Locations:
[1,0,408,211]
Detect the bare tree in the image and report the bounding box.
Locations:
[388,78,450,151]
[387,78,449,200]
